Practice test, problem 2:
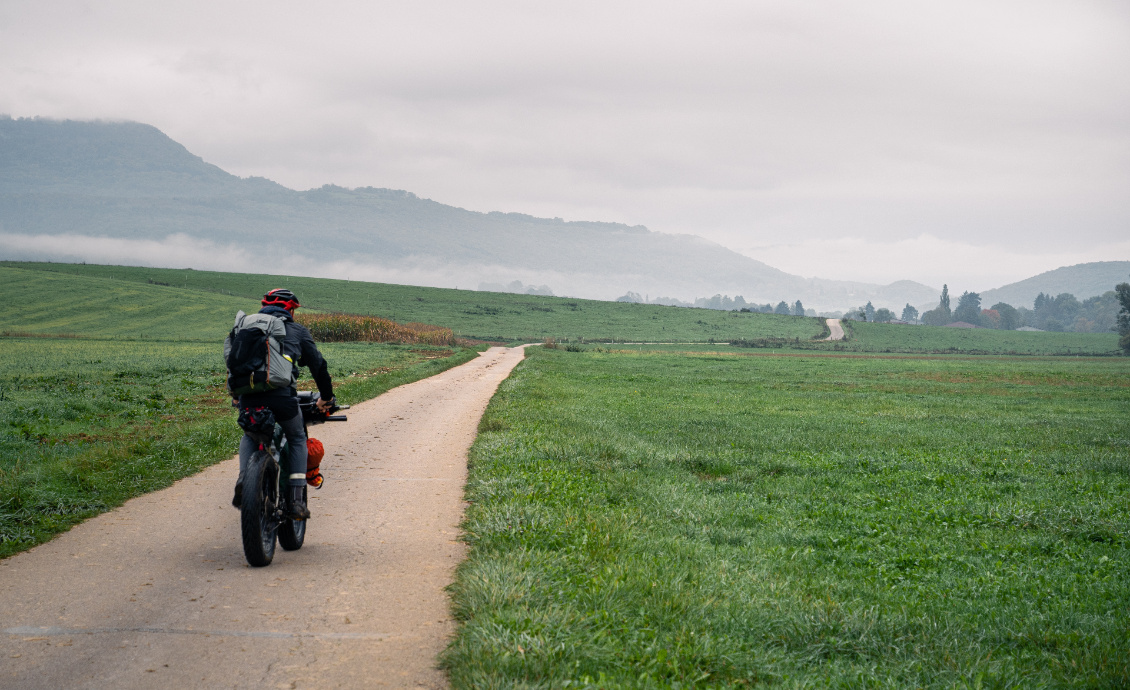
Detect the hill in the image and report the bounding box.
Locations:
[0,263,828,343]
[0,116,937,311]
[4,262,1120,354]
[0,265,246,340]
[979,261,1130,309]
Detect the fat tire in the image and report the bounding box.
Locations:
[240,450,279,567]
[278,485,307,551]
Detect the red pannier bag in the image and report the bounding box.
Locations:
[306,437,325,489]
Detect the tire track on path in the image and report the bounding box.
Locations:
[1,346,528,689]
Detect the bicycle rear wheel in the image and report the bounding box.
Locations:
[240,451,279,567]
[278,485,307,551]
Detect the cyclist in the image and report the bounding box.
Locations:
[232,288,335,519]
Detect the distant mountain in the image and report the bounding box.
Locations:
[980,262,1130,310]
[0,117,938,310]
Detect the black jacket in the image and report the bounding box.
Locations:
[241,305,334,402]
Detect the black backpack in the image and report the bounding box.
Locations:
[223,311,295,395]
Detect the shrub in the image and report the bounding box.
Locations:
[296,312,454,346]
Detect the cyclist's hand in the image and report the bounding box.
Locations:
[316,397,335,412]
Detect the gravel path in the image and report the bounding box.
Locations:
[824,318,845,340]
[0,346,527,689]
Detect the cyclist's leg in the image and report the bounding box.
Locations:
[276,411,310,518]
[277,413,308,488]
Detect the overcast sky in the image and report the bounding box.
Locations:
[2,0,1128,291]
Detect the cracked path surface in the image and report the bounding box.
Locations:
[0,346,528,689]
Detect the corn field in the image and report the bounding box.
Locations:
[296,312,455,346]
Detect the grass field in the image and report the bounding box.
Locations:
[3,258,1127,684]
[840,320,1120,357]
[0,265,247,340]
[729,321,1119,356]
[0,262,829,344]
[446,346,1130,687]
[4,261,1121,355]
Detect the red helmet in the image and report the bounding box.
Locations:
[262,288,300,312]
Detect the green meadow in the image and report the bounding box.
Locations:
[3,261,1120,355]
[0,261,829,344]
[3,261,1127,686]
[1,265,245,340]
[446,347,1130,687]
[839,320,1120,357]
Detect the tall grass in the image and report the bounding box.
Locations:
[296,312,455,346]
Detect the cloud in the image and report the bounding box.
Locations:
[742,234,1130,292]
[0,1,1128,288]
[0,232,257,273]
[0,232,587,297]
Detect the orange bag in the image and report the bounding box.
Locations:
[306,437,325,489]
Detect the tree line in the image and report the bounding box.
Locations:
[616,279,1130,350]
[616,292,814,317]
[1118,279,1130,354]
[843,302,912,324]
[894,281,1129,335]
[692,294,812,315]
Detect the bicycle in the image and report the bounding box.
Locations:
[240,391,348,567]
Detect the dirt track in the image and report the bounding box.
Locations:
[824,318,845,340]
[0,346,527,689]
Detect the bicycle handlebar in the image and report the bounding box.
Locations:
[232,391,349,424]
